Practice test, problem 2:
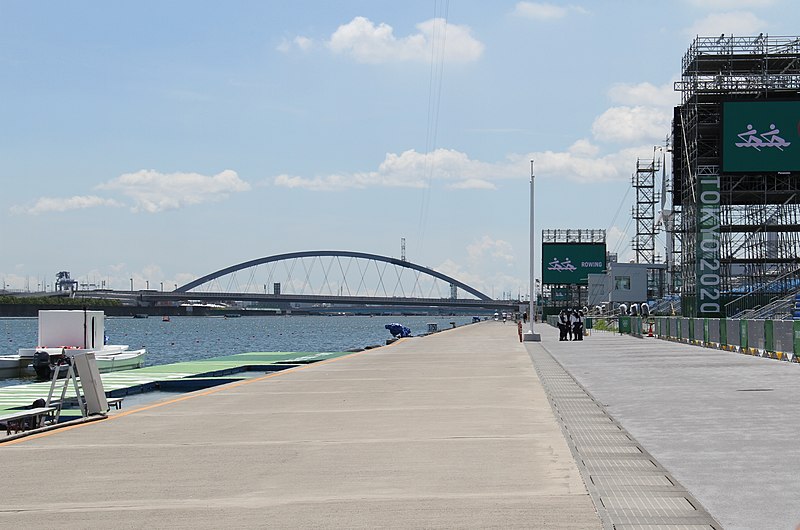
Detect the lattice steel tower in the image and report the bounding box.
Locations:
[632,157,659,264]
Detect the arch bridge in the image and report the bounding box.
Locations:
[139,251,518,311]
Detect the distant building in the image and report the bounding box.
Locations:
[588,262,666,308]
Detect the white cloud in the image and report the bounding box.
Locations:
[467,236,515,264]
[273,73,677,192]
[527,144,654,183]
[274,148,500,191]
[435,259,484,291]
[591,82,677,146]
[608,81,679,107]
[592,106,672,144]
[326,17,483,64]
[513,2,587,20]
[436,258,525,298]
[568,139,600,157]
[294,36,313,51]
[277,36,314,53]
[11,195,122,215]
[685,11,767,36]
[99,169,250,213]
[274,140,655,191]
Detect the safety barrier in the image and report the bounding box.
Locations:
[549,314,800,362]
[643,316,800,362]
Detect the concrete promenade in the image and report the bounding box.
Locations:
[4,320,797,528]
[545,325,800,530]
[0,322,600,529]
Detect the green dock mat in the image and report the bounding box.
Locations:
[0,350,349,413]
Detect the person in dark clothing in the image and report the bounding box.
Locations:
[568,309,576,340]
[558,309,569,341]
[573,310,584,341]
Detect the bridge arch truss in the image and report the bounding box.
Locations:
[176,251,492,302]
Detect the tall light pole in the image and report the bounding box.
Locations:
[524,160,541,341]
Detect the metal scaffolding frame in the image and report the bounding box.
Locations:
[673,34,800,316]
[632,157,659,265]
[542,229,606,244]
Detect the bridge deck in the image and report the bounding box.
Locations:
[1,322,795,527]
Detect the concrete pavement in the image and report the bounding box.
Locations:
[1,322,601,529]
[541,324,800,530]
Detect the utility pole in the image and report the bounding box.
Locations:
[524,160,541,341]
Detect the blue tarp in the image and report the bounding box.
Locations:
[385,323,411,338]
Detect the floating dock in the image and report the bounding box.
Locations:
[0,351,347,414]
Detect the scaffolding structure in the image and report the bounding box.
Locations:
[632,155,670,301]
[542,229,606,244]
[672,35,800,316]
[632,158,659,265]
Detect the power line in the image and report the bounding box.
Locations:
[606,180,632,233]
[415,0,450,254]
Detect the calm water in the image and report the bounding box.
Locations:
[0,314,479,387]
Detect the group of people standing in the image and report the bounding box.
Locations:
[557,309,584,341]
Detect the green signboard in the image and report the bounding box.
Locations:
[542,243,606,285]
[722,101,800,172]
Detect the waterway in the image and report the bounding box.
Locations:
[0,314,482,387]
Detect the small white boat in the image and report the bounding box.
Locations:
[8,310,146,379]
[0,355,25,378]
[25,345,147,378]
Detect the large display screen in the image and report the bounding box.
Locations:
[542,243,606,285]
[722,101,800,172]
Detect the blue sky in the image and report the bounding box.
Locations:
[1,0,795,296]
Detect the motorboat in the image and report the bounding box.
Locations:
[7,310,146,379]
[0,355,25,379]
[28,344,147,380]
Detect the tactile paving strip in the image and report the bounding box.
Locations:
[529,346,720,529]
